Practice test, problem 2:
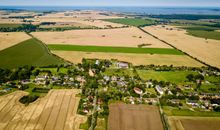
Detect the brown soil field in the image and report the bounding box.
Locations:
[0,32,31,51]
[108,103,163,130]
[143,25,220,68]
[0,89,86,130]
[168,116,220,130]
[53,51,204,67]
[32,27,171,48]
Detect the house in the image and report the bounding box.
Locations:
[103,76,110,81]
[95,60,100,65]
[21,79,31,85]
[117,62,129,68]
[89,69,95,77]
[155,85,164,95]
[134,87,143,95]
[145,81,153,88]
[186,100,199,107]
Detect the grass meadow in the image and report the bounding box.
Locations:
[48,44,184,55]
[0,38,64,68]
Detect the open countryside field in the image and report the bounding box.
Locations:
[0,89,86,130]
[108,103,163,130]
[48,44,183,55]
[168,116,220,130]
[32,27,172,48]
[103,18,155,27]
[0,38,64,68]
[143,25,220,68]
[52,51,204,67]
[0,32,31,51]
[137,70,198,83]
[28,10,125,28]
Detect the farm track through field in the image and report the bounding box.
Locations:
[0,89,85,130]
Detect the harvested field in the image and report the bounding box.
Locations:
[143,25,220,68]
[0,32,31,51]
[52,51,204,67]
[0,89,86,130]
[32,27,171,48]
[168,116,220,130]
[108,103,163,130]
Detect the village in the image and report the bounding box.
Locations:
[0,59,220,117]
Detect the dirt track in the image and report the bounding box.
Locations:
[108,103,163,130]
[0,89,86,130]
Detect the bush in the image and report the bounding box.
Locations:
[19,95,39,105]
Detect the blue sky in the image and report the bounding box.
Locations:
[0,0,220,7]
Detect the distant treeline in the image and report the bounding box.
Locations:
[147,14,220,20]
[9,16,34,19]
[0,24,38,32]
[0,23,96,32]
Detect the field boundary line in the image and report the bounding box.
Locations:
[42,92,59,130]
[52,91,67,130]
[27,32,73,65]
[33,91,54,130]
[138,27,220,70]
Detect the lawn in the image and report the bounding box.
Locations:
[103,18,155,27]
[137,70,198,83]
[104,68,135,77]
[0,38,64,68]
[48,44,184,55]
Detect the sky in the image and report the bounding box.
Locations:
[0,0,220,7]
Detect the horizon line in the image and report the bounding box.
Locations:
[0,5,220,8]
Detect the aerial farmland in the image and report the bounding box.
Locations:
[0,4,220,130]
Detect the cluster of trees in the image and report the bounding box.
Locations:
[0,66,34,83]
[19,94,39,105]
[0,24,38,32]
[186,74,204,82]
[9,16,34,19]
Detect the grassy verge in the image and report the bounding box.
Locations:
[0,38,64,68]
[48,44,184,55]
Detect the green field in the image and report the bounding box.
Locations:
[0,23,22,28]
[187,30,220,40]
[163,106,220,117]
[0,38,64,68]
[48,44,184,55]
[137,70,198,83]
[103,18,155,27]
